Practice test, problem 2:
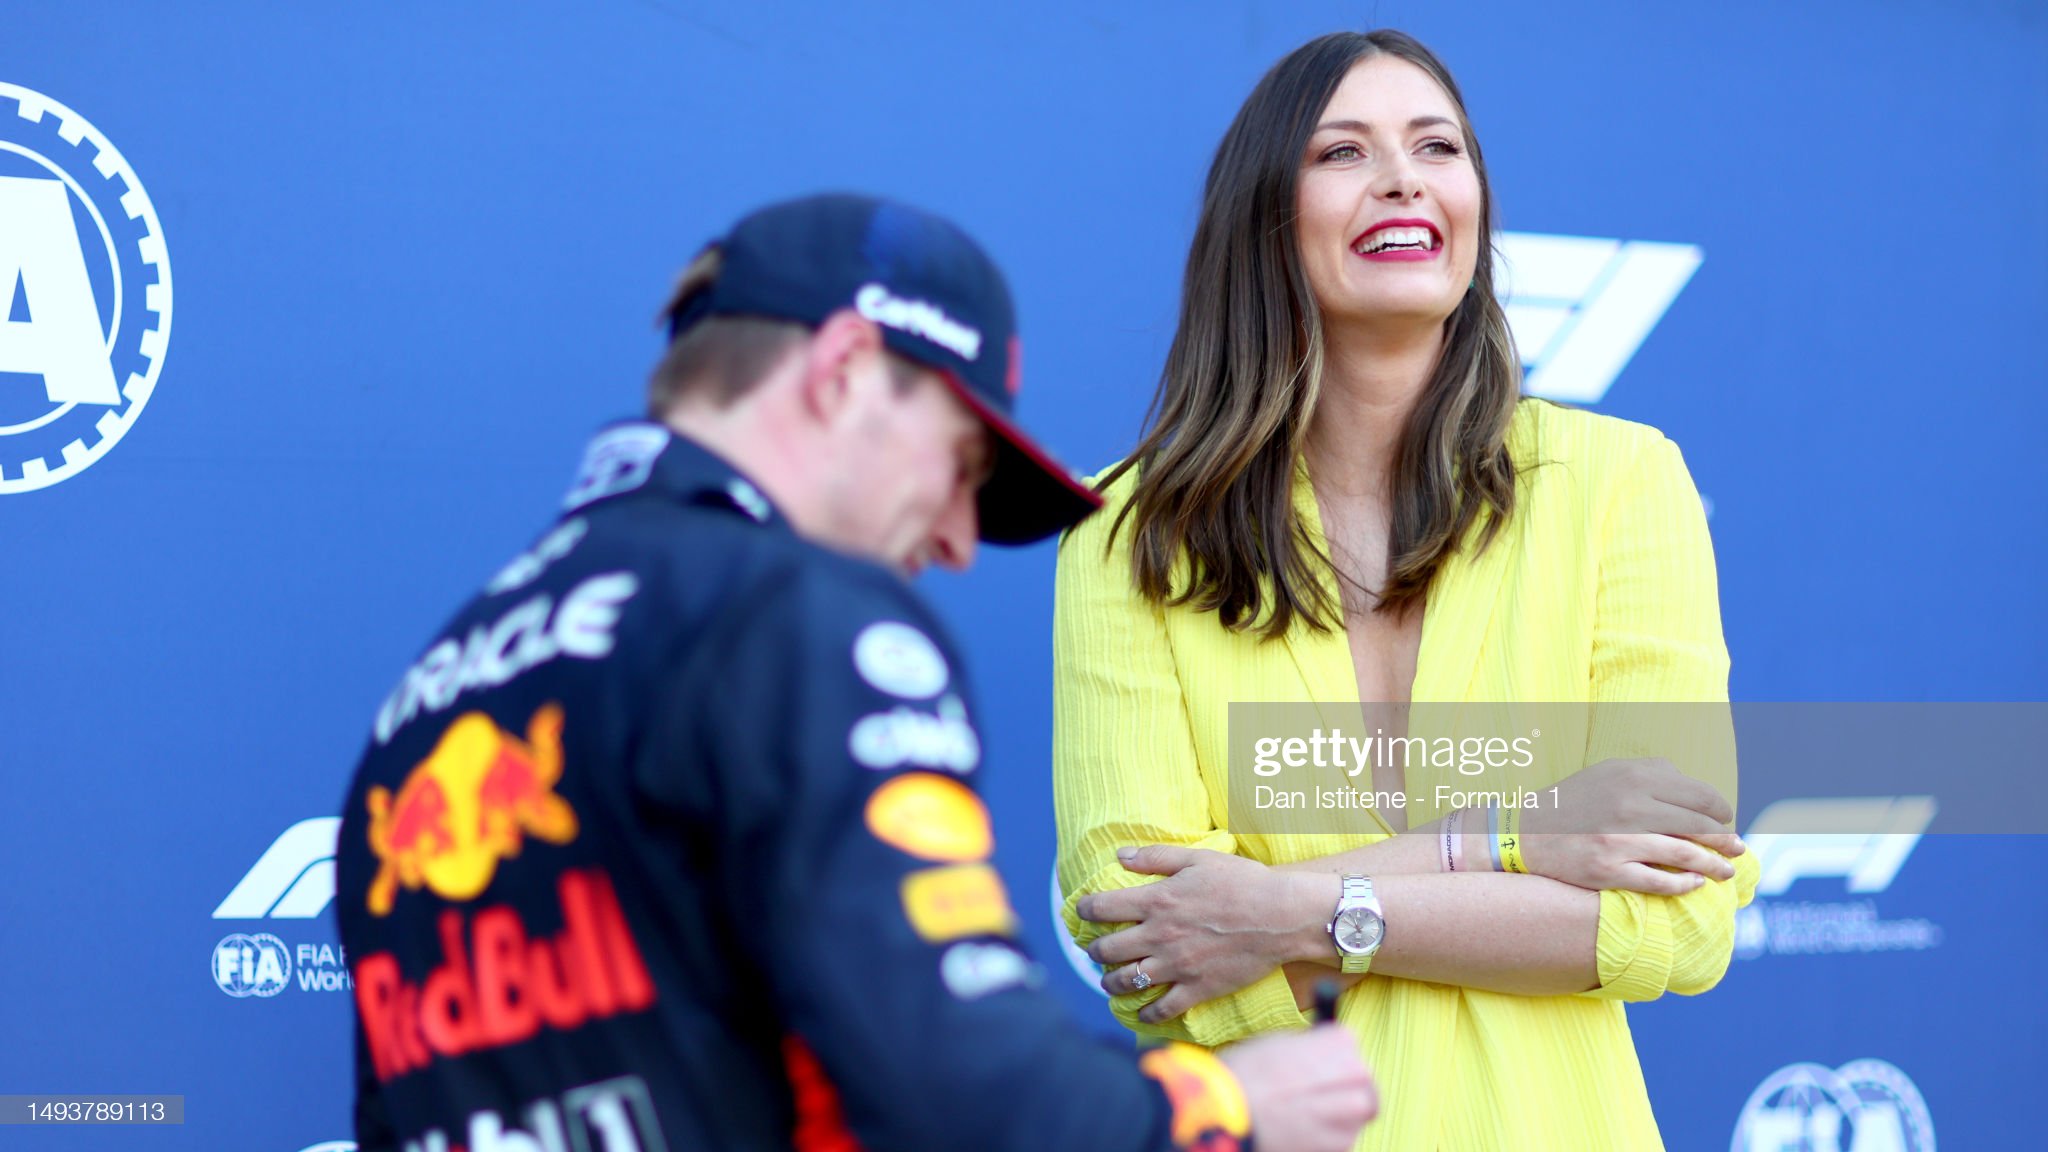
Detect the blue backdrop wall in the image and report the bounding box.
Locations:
[3,3,2043,1149]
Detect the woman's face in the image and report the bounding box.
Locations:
[1295,55,1482,332]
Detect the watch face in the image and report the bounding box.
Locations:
[1335,907,1384,954]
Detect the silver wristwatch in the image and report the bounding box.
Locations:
[1328,875,1385,975]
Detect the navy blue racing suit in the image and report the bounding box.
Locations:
[334,422,1251,1152]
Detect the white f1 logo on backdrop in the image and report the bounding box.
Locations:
[1743,797,1936,897]
[1496,232,1701,405]
[214,818,341,919]
[0,82,173,493]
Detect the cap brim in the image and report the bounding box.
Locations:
[936,374,1103,545]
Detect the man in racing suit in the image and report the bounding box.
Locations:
[335,194,1375,1152]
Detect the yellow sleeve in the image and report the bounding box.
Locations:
[1578,432,1760,1002]
[1051,497,1309,1046]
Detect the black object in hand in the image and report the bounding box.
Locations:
[1312,979,1340,1024]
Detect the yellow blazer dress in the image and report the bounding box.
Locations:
[1053,399,1761,1151]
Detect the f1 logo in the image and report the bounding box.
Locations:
[1496,231,1701,405]
[1744,797,1936,897]
[214,818,341,919]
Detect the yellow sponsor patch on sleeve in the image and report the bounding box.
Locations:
[899,863,1018,943]
[864,772,993,863]
[1139,1043,1253,1152]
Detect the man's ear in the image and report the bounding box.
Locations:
[798,309,886,427]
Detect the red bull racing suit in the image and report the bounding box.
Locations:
[335,422,1255,1152]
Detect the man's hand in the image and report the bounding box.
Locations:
[1077,846,1331,1024]
[1521,757,1744,895]
[1219,1025,1377,1152]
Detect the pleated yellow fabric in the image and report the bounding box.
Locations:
[1053,399,1761,1151]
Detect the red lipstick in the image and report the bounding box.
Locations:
[1351,218,1442,263]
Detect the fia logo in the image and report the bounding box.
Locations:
[211,933,292,998]
[210,820,359,996]
[0,83,172,492]
[1732,1059,1934,1152]
[1496,231,1700,405]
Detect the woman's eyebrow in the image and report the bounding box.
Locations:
[1312,115,1459,135]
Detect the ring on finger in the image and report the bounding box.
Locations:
[1130,963,1153,992]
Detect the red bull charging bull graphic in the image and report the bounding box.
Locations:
[351,702,659,1082]
[365,703,578,916]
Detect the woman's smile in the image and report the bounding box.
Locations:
[1351,217,1444,262]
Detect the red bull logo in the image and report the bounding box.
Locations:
[353,866,656,1082]
[366,704,578,916]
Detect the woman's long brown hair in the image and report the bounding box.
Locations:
[1097,29,1522,639]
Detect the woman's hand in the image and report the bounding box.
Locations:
[1076,845,1331,1024]
[1519,757,1744,896]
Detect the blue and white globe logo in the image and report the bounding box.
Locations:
[1732,1058,1935,1152]
[212,932,292,998]
[0,82,172,493]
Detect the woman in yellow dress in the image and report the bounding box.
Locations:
[1053,29,1760,1151]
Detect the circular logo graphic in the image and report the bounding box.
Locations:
[0,82,172,493]
[853,622,949,700]
[212,933,292,998]
[1731,1058,1935,1152]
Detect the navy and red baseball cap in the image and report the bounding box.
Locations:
[668,193,1102,545]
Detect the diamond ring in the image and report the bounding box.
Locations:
[1131,965,1153,991]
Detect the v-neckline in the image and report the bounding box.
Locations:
[1281,453,1513,710]
[1277,455,1513,836]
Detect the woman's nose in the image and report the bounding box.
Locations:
[1373,155,1424,202]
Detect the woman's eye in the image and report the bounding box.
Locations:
[1421,138,1465,157]
[1320,143,1362,162]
